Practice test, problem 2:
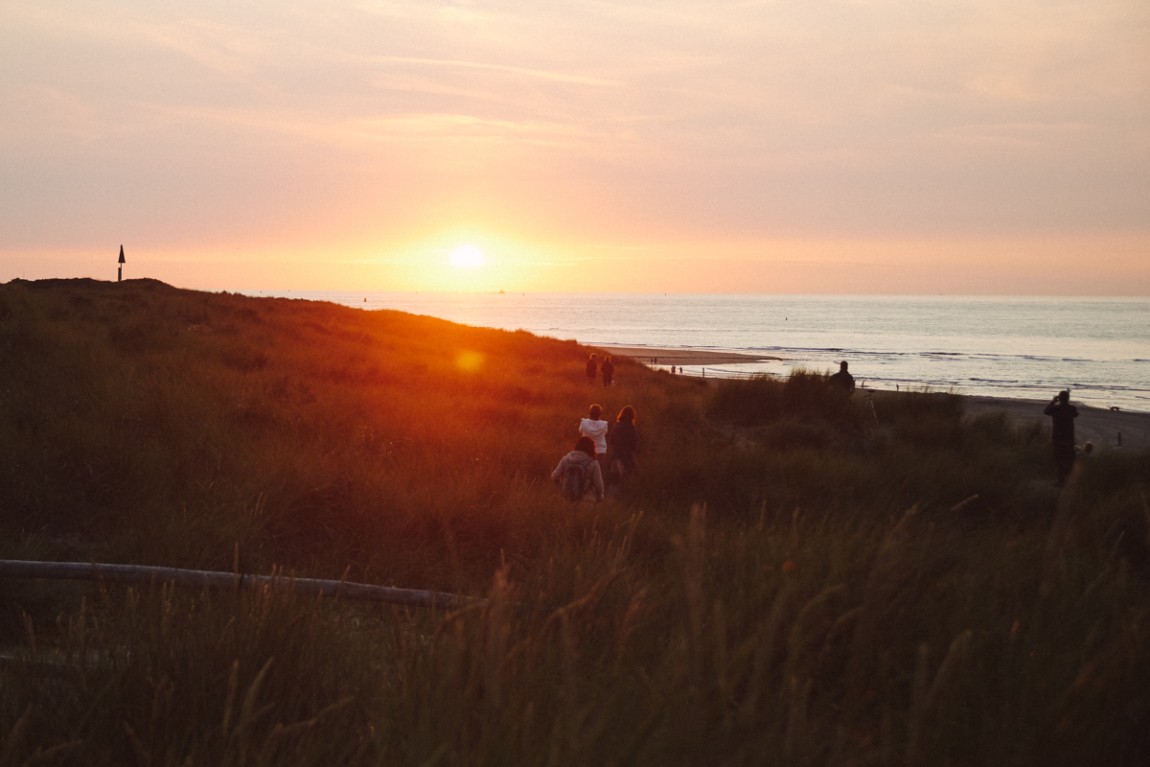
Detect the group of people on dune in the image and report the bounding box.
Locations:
[558,352,1103,498]
[551,402,638,503]
[550,355,639,502]
[583,353,615,388]
[553,356,853,502]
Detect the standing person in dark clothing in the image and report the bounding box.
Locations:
[585,353,598,384]
[601,355,615,387]
[607,405,639,485]
[1044,390,1079,484]
[828,360,855,395]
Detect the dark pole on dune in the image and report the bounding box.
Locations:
[118,244,125,282]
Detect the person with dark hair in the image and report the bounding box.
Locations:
[1044,390,1079,484]
[585,353,598,383]
[607,405,639,485]
[828,360,855,395]
[601,355,615,387]
[551,435,604,502]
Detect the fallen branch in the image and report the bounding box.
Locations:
[0,559,478,611]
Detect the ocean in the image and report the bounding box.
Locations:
[245,291,1150,413]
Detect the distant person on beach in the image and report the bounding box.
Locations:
[607,405,639,485]
[828,360,855,395]
[1044,390,1079,484]
[586,353,598,383]
[601,355,615,387]
[551,435,604,502]
[579,404,610,471]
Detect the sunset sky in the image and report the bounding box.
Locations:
[2,0,1148,294]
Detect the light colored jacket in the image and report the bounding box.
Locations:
[578,417,609,456]
[550,450,604,501]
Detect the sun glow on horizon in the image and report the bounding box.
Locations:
[449,244,485,269]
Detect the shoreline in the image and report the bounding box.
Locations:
[601,344,1149,451]
[595,344,779,366]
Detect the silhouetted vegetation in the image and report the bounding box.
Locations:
[2,279,1148,765]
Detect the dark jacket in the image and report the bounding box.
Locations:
[608,421,638,471]
[1044,400,1078,443]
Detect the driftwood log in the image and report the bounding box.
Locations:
[0,559,478,611]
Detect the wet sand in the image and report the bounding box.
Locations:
[601,344,1149,452]
[596,345,778,366]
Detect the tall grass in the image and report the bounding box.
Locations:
[2,279,1149,765]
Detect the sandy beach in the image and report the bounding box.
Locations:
[957,395,1148,452]
[602,345,1150,452]
[597,345,779,366]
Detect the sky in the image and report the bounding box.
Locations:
[2,0,1148,294]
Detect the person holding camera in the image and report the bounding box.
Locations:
[1043,390,1079,485]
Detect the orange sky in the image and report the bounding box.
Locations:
[2,1,1148,294]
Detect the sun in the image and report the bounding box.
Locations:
[449,244,485,269]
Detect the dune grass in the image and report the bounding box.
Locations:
[1,278,1149,765]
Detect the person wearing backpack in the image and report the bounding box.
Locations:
[551,436,604,503]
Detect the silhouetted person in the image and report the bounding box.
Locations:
[607,405,639,485]
[601,355,615,387]
[828,360,855,395]
[1044,390,1079,484]
[585,353,598,383]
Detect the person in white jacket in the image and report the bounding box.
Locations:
[579,403,610,472]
